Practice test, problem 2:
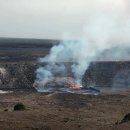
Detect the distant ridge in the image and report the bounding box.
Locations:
[0,37,59,45]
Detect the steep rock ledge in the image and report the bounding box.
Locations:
[0,63,37,91]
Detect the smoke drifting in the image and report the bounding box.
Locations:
[35,0,130,90]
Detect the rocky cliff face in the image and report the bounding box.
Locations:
[0,61,130,91]
[82,61,130,88]
[0,63,37,91]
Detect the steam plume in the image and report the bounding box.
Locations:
[35,0,130,90]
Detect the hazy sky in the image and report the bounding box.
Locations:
[0,0,129,39]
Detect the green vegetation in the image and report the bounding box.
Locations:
[63,117,70,123]
[14,103,26,111]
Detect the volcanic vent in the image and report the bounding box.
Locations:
[34,75,100,95]
[33,40,101,95]
[34,36,130,94]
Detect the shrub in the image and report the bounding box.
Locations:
[78,125,81,128]
[4,109,8,111]
[119,113,130,124]
[43,126,51,130]
[14,103,26,111]
[31,127,51,130]
[63,118,70,123]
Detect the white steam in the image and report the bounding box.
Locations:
[35,0,130,90]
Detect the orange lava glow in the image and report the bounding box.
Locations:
[68,86,81,90]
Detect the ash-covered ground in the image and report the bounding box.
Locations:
[0,90,130,130]
[0,38,130,130]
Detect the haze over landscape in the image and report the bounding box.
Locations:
[0,0,130,40]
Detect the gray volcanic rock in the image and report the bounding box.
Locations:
[82,61,130,88]
[0,61,130,91]
[0,63,36,91]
